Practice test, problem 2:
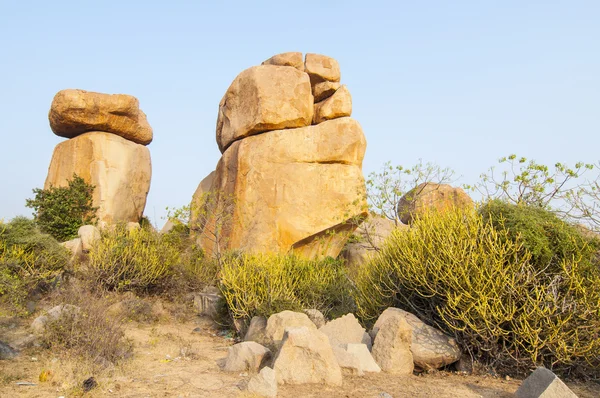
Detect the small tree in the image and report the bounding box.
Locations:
[26,174,97,241]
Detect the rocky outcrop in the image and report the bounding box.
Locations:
[313,85,352,124]
[371,307,461,370]
[44,132,152,224]
[49,89,153,145]
[397,183,474,224]
[193,53,367,259]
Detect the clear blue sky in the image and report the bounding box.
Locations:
[1,1,598,227]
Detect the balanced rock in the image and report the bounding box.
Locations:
[313,85,352,124]
[262,52,304,71]
[49,89,153,145]
[216,65,313,152]
[247,366,278,397]
[264,311,316,349]
[397,183,474,224]
[313,81,341,102]
[319,313,372,350]
[515,367,578,398]
[197,117,367,258]
[44,132,152,225]
[305,53,341,83]
[223,341,271,372]
[273,327,342,386]
[371,316,414,374]
[371,307,460,370]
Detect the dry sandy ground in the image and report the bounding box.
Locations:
[1,316,599,398]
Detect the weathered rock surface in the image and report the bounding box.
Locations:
[244,316,268,346]
[49,89,153,145]
[78,225,101,252]
[313,85,352,124]
[31,304,81,335]
[515,367,578,398]
[347,343,381,373]
[223,341,271,372]
[371,307,461,370]
[44,132,152,225]
[273,327,343,386]
[247,366,278,397]
[332,344,364,376]
[303,309,326,328]
[397,183,474,224]
[371,316,414,374]
[305,53,341,83]
[265,311,316,349]
[190,170,216,235]
[198,117,367,259]
[313,81,341,102]
[319,313,372,350]
[262,52,304,71]
[216,65,313,152]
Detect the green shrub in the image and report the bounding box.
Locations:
[219,253,354,322]
[26,174,97,241]
[355,208,600,377]
[0,217,69,315]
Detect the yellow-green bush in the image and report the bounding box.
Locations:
[219,253,353,322]
[355,208,600,377]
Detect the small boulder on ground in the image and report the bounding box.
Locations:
[247,366,278,397]
[61,238,83,261]
[265,310,316,349]
[319,313,372,350]
[371,307,460,370]
[31,304,81,335]
[371,316,414,374]
[78,225,101,252]
[515,367,578,398]
[0,341,18,360]
[244,316,268,345]
[303,309,326,328]
[273,327,342,386]
[223,341,271,372]
[347,343,381,373]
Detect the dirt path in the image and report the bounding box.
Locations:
[1,317,598,398]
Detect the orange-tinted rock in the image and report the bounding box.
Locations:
[397,183,474,224]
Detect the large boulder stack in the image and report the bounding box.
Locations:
[193,52,367,259]
[44,90,152,224]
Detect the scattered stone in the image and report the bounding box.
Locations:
[216,65,313,152]
[262,52,304,71]
[319,313,372,350]
[346,343,381,373]
[371,316,414,374]
[303,309,326,328]
[397,183,474,225]
[82,376,97,392]
[45,132,152,225]
[265,311,316,349]
[244,316,268,345]
[313,85,352,124]
[273,327,342,386]
[192,327,202,334]
[371,307,461,370]
[515,367,578,398]
[77,225,101,252]
[31,304,81,335]
[223,341,271,372]
[332,344,363,376]
[0,341,18,360]
[60,238,83,261]
[305,53,341,83]
[49,89,153,145]
[312,81,341,102]
[247,366,277,397]
[193,290,222,318]
[379,393,393,398]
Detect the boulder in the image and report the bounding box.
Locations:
[262,52,304,71]
[305,53,341,83]
[247,366,278,397]
[264,311,316,349]
[160,219,175,234]
[319,313,372,350]
[371,307,461,370]
[397,183,474,224]
[31,304,81,335]
[223,341,271,372]
[197,117,367,259]
[346,343,381,373]
[44,132,152,225]
[190,170,216,235]
[273,327,342,386]
[77,225,101,252]
[371,316,414,374]
[49,89,153,145]
[216,65,313,152]
[313,81,341,102]
[244,316,268,345]
[515,367,578,398]
[313,85,352,124]
[0,341,18,360]
[60,238,83,261]
[303,309,326,328]
[332,344,364,376]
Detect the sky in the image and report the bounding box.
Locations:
[1,1,599,227]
